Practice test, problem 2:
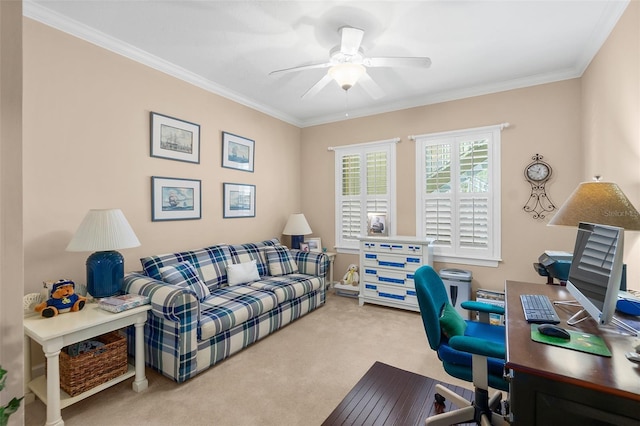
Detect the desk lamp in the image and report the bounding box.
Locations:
[548,177,640,230]
[282,213,312,249]
[66,209,141,298]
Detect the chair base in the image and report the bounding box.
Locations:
[425,384,509,426]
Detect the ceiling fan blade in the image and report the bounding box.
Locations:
[340,26,364,56]
[358,72,384,99]
[269,62,331,76]
[301,73,333,99]
[364,57,432,68]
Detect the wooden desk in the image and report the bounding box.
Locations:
[505,281,640,425]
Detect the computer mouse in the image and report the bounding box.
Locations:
[537,324,571,340]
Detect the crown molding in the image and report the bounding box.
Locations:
[22,0,303,127]
[24,0,629,129]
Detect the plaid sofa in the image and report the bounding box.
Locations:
[123,238,328,383]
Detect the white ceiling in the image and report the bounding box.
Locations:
[25,0,629,127]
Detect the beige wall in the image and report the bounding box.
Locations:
[301,81,583,294]
[582,0,640,288]
[22,19,302,293]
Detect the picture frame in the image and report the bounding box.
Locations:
[222,131,255,172]
[367,213,388,236]
[151,176,201,221]
[299,242,310,253]
[306,237,322,253]
[223,183,256,218]
[150,112,200,164]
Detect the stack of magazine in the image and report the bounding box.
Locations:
[98,294,150,313]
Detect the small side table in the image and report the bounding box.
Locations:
[24,303,150,426]
[324,251,337,289]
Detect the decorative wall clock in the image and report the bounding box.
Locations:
[523,154,556,219]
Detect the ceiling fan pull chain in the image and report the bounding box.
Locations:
[345,90,350,117]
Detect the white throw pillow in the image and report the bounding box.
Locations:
[226,260,260,286]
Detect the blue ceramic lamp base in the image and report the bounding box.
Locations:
[291,235,304,249]
[86,250,124,298]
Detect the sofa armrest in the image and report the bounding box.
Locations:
[290,250,329,278]
[123,272,200,322]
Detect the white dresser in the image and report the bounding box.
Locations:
[358,236,434,312]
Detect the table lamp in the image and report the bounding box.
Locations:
[548,177,640,230]
[66,209,141,298]
[282,213,312,249]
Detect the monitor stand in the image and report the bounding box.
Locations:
[552,300,639,336]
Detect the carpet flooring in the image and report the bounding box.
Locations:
[25,291,472,426]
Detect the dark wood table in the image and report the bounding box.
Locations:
[322,361,474,426]
[505,280,640,425]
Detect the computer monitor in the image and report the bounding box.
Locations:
[565,222,624,326]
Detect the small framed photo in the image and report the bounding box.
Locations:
[367,213,388,236]
[299,242,310,253]
[223,183,256,218]
[151,176,201,221]
[150,112,200,164]
[306,237,322,252]
[222,131,255,172]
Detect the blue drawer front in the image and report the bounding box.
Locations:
[365,284,377,290]
[407,290,417,296]
[407,257,421,263]
[379,276,405,285]
[365,253,377,260]
[379,292,405,301]
[378,260,405,268]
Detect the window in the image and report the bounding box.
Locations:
[334,139,397,252]
[415,125,502,266]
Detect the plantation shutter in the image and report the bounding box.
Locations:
[334,139,397,250]
[415,125,502,264]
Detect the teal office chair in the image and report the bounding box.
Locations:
[414,265,509,425]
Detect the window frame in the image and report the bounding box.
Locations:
[333,138,398,254]
[414,124,502,267]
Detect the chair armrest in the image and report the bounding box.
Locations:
[449,335,506,360]
[123,272,200,322]
[461,300,505,316]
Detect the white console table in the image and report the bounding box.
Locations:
[24,303,150,426]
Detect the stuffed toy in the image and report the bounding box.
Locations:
[342,264,360,287]
[35,279,86,318]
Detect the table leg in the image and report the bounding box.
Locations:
[131,319,148,392]
[44,345,64,426]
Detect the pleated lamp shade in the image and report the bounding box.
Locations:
[67,209,140,298]
[282,213,312,249]
[548,179,640,230]
[67,209,140,251]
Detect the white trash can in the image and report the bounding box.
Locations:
[439,268,472,319]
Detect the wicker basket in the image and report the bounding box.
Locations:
[59,331,128,396]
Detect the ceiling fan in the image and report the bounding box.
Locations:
[270,26,432,99]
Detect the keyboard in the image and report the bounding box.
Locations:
[520,294,561,324]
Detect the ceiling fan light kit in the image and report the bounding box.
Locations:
[270,26,431,99]
[328,63,366,91]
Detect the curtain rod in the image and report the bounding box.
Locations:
[327,137,401,151]
[408,122,511,141]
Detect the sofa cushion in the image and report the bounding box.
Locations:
[265,245,298,276]
[247,274,323,304]
[228,239,279,277]
[227,260,260,285]
[158,261,211,302]
[199,286,278,339]
[140,245,231,290]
